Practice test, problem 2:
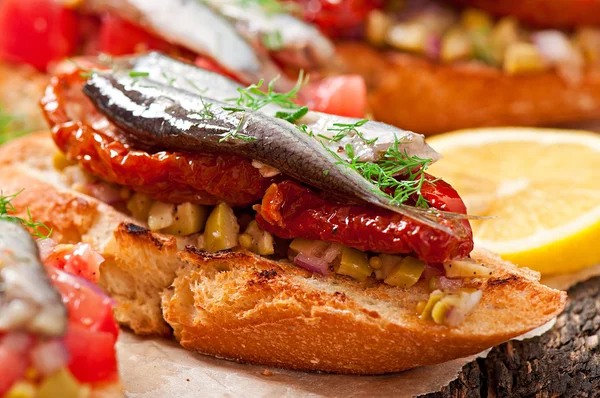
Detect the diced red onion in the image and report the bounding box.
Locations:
[424,33,441,60]
[294,253,332,275]
[37,238,58,262]
[30,340,69,377]
[439,276,463,290]
[532,30,584,83]
[422,264,443,280]
[445,290,482,327]
[85,183,123,204]
[532,30,572,64]
[1,332,34,354]
[63,243,104,283]
[321,243,342,263]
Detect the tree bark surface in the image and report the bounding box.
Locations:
[422,276,600,398]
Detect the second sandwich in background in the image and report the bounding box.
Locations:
[332,0,600,134]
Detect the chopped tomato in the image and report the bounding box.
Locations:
[98,14,173,56]
[290,0,383,38]
[302,75,367,118]
[50,243,104,283]
[0,338,29,395]
[0,0,79,71]
[48,266,119,383]
[48,267,119,338]
[63,323,119,383]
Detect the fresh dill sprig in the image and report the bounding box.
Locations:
[227,71,307,111]
[183,78,208,94]
[161,72,176,86]
[237,0,288,15]
[0,190,52,239]
[67,58,102,78]
[261,31,284,50]
[325,135,435,208]
[275,106,308,123]
[197,97,216,119]
[128,71,150,78]
[318,119,377,145]
[296,124,314,137]
[219,115,256,143]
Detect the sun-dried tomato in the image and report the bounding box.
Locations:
[255,179,473,262]
[42,72,276,206]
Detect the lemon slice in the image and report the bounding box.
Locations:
[427,128,600,275]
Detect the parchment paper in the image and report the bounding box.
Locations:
[117,333,484,398]
[116,309,558,397]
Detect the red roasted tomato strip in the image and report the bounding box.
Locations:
[42,72,277,206]
[255,179,473,262]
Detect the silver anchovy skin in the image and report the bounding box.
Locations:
[201,0,335,69]
[115,52,441,164]
[81,0,294,89]
[0,221,67,337]
[83,69,459,235]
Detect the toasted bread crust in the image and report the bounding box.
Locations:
[162,249,564,374]
[0,133,566,374]
[0,132,183,335]
[334,43,600,134]
[450,0,600,28]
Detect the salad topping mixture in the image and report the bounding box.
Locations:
[0,193,119,397]
[363,2,600,79]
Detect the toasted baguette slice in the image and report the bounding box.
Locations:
[334,43,600,135]
[450,0,600,28]
[0,133,566,374]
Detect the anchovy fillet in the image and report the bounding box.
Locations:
[115,52,441,164]
[201,0,335,69]
[82,0,293,89]
[83,67,460,235]
[0,221,66,337]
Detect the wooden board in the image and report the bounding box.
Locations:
[424,276,600,397]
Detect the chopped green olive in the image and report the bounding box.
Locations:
[384,256,425,288]
[335,246,372,282]
[384,257,425,288]
[204,202,240,252]
[420,290,444,321]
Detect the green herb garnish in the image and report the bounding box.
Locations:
[326,135,436,208]
[237,0,287,15]
[0,190,52,239]
[318,119,377,146]
[67,58,102,79]
[261,30,285,50]
[275,106,309,123]
[219,115,256,143]
[227,71,307,112]
[128,71,150,78]
[296,124,314,137]
[197,98,216,119]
